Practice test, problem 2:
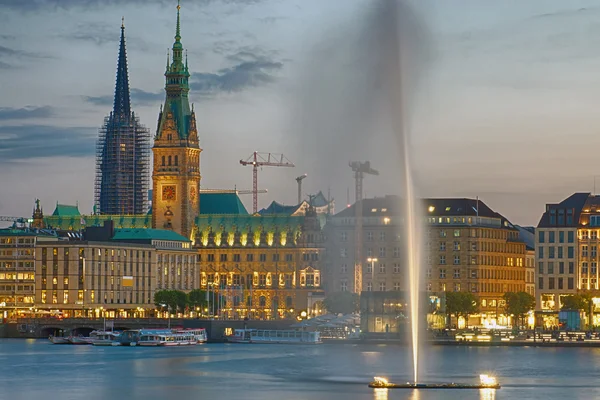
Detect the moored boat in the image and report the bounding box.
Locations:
[49,335,70,344]
[138,331,198,346]
[175,328,207,343]
[226,329,321,344]
[90,330,121,346]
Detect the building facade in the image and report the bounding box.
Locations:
[535,193,600,327]
[0,229,56,319]
[95,22,150,215]
[194,193,325,320]
[151,4,201,239]
[33,222,196,318]
[327,196,528,327]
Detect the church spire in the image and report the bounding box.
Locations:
[113,19,131,119]
[175,0,181,43]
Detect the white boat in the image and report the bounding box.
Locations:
[138,331,198,346]
[226,329,321,344]
[68,335,94,345]
[49,335,70,345]
[90,331,121,346]
[175,328,207,343]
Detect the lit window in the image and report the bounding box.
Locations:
[428,206,435,212]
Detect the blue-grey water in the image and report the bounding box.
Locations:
[0,340,597,400]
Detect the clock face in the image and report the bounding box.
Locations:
[162,185,176,201]
[190,187,197,202]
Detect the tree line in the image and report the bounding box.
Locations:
[153,289,214,314]
[445,291,536,327]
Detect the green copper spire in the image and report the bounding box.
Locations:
[175,0,181,43]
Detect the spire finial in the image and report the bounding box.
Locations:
[121,16,124,29]
[185,49,188,69]
[166,49,170,70]
[175,0,181,42]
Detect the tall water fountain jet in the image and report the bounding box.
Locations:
[288,0,430,384]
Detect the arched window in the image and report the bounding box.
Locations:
[161,156,165,166]
[168,156,172,166]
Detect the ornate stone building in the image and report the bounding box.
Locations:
[151,3,201,239]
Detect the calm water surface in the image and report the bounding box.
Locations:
[0,339,598,400]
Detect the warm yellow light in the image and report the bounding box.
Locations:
[267,231,274,246]
[280,233,287,246]
[227,232,235,246]
[428,206,435,212]
[383,217,390,225]
[241,232,248,246]
[215,231,222,246]
[373,377,389,386]
[300,310,307,318]
[253,230,261,246]
[479,374,497,386]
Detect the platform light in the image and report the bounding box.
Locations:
[479,374,497,387]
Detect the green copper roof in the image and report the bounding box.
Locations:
[44,214,151,231]
[0,229,56,238]
[200,192,248,215]
[195,214,304,233]
[112,228,190,242]
[52,204,81,217]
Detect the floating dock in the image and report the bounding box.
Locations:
[368,375,501,390]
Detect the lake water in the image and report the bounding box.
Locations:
[0,339,597,400]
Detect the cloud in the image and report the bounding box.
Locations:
[0,44,52,68]
[83,88,163,108]
[65,22,117,46]
[0,106,54,120]
[0,125,97,162]
[190,50,283,96]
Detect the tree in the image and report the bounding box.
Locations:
[188,289,208,312]
[561,294,589,311]
[323,292,360,314]
[445,292,479,327]
[503,291,536,328]
[154,290,180,314]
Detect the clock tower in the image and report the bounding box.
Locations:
[152,1,201,239]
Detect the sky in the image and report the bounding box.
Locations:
[1,0,600,226]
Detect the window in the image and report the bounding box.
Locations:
[549,231,555,243]
[380,232,386,241]
[393,247,400,258]
[549,247,555,259]
[582,262,589,275]
[207,254,215,262]
[568,246,574,259]
[233,254,241,262]
[393,264,401,273]
[394,282,401,291]
[439,269,446,279]
[367,263,372,273]
[559,231,565,243]
[453,241,460,251]
[453,255,460,265]
[440,230,447,238]
[538,231,545,243]
[379,248,386,258]
[538,247,544,259]
[340,281,348,291]
[220,254,227,262]
[568,231,574,243]
[582,246,589,258]
[367,232,373,241]
[569,262,574,274]
[341,264,347,273]
[568,277,574,289]
[285,254,293,262]
[341,232,347,242]
[246,254,254,262]
[538,277,544,290]
[453,230,460,237]
[558,247,563,259]
[593,262,598,275]
[548,262,554,274]
[259,254,267,262]
[453,269,460,279]
[559,262,565,274]
[379,264,386,273]
[272,254,280,262]
[549,278,555,290]
[427,268,432,278]
[453,283,461,292]
[366,282,372,291]
[593,246,598,258]
[379,282,386,291]
[558,278,564,290]
[439,242,446,251]
[439,255,446,265]
[340,248,347,258]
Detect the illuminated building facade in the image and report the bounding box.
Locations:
[33,222,196,318]
[194,193,325,319]
[327,196,528,328]
[536,192,600,328]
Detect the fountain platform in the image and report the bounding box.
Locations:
[369,375,501,390]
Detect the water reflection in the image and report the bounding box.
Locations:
[373,388,388,400]
[409,389,421,400]
[480,389,496,400]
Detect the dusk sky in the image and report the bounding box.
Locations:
[1,0,600,226]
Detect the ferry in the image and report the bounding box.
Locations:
[226,329,321,344]
[175,328,207,343]
[90,330,122,346]
[138,331,198,346]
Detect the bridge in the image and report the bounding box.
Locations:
[6,318,180,338]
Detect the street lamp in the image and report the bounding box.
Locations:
[160,303,171,329]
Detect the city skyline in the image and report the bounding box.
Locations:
[2,0,600,225]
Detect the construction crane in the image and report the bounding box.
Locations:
[199,189,268,195]
[240,152,295,213]
[349,161,379,294]
[296,174,307,205]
